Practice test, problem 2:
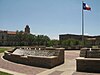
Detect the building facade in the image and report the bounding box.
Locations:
[59,34,100,47]
[0,25,30,46]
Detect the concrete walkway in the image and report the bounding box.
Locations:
[37,51,79,75]
[36,59,75,75]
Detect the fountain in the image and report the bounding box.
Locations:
[3,47,64,68]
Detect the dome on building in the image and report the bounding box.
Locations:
[25,25,30,34]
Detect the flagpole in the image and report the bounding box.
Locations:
[82,0,84,46]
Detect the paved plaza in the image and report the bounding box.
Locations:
[0,50,100,75]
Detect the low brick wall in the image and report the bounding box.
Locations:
[76,57,100,73]
[28,56,58,68]
[80,48,100,58]
[3,47,64,68]
[76,48,100,73]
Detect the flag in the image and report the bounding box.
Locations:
[83,2,91,10]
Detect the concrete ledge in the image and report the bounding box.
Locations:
[76,57,100,73]
[80,48,100,58]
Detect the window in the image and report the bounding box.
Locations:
[2,36,4,39]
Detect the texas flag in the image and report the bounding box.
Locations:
[83,2,91,10]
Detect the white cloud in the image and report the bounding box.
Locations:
[31,33,59,40]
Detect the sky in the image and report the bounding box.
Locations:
[0,0,100,39]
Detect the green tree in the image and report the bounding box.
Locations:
[15,31,25,46]
[60,39,84,47]
[8,31,51,46]
[47,39,59,47]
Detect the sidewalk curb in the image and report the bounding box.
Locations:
[0,68,26,75]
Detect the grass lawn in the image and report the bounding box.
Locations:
[0,71,13,75]
[0,48,9,53]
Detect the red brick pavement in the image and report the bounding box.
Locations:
[0,53,47,75]
[0,51,79,75]
[0,51,100,75]
[0,51,80,75]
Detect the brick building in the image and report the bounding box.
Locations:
[59,34,100,47]
[0,25,30,46]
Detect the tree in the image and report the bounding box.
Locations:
[35,35,50,46]
[47,39,59,47]
[60,39,84,47]
[15,31,25,46]
[43,35,50,46]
